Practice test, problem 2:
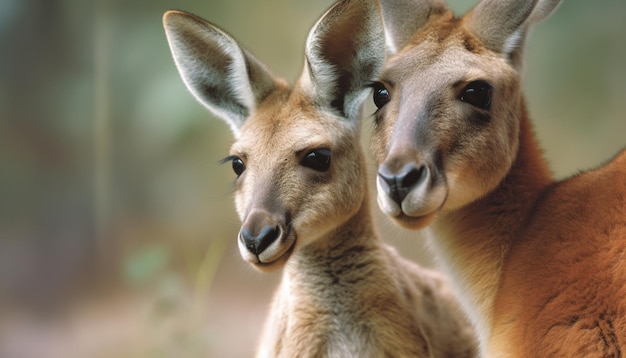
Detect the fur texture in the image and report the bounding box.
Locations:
[372,0,626,357]
[164,1,478,357]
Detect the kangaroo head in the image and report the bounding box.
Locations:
[163,0,385,271]
[370,0,560,229]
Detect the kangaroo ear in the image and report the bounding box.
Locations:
[379,0,449,54]
[300,0,386,121]
[163,10,278,137]
[466,0,561,65]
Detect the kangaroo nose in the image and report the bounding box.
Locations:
[240,225,281,256]
[378,164,428,205]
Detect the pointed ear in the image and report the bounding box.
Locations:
[466,0,561,65]
[379,0,449,53]
[163,10,279,137]
[300,0,386,121]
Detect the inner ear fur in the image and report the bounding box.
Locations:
[163,10,278,136]
[301,0,386,120]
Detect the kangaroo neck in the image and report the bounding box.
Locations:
[429,102,553,350]
[289,198,378,268]
[283,196,389,300]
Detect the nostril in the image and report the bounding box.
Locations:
[400,164,427,191]
[378,163,429,205]
[241,225,281,255]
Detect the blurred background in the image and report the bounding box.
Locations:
[0,0,624,357]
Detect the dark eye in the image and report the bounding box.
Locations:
[371,82,391,109]
[301,148,331,172]
[231,157,245,176]
[220,155,246,177]
[460,80,493,110]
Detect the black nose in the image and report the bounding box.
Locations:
[378,164,427,205]
[240,225,281,255]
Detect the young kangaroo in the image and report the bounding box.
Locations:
[370,0,626,356]
[163,0,477,356]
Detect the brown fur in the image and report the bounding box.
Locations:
[163,1,477,357]
[372,0,626,356]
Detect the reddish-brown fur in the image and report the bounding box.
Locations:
[372,0,626,356]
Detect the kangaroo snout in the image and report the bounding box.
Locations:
[237,209,294,270]
[378,163,429,206]
[240,225,282,256]
[376,157,447,229]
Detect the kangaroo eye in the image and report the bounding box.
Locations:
[460,80,493,110]
[232,158,246,176]
[220,155,246,177]
[371,82,391,109]
[301,148,331,172]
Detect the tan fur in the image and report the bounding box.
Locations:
[244,91,477,358]
[163,1,477,357]
[371,0,626,356]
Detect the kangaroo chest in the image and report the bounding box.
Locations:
[491,217,626,357]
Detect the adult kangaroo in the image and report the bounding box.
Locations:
[163,0,477,356]
[370,0,626,356]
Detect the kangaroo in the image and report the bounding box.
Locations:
[163,0,477,357]
[369,0,626,356]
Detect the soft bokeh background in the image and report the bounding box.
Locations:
[1,0,624,357]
